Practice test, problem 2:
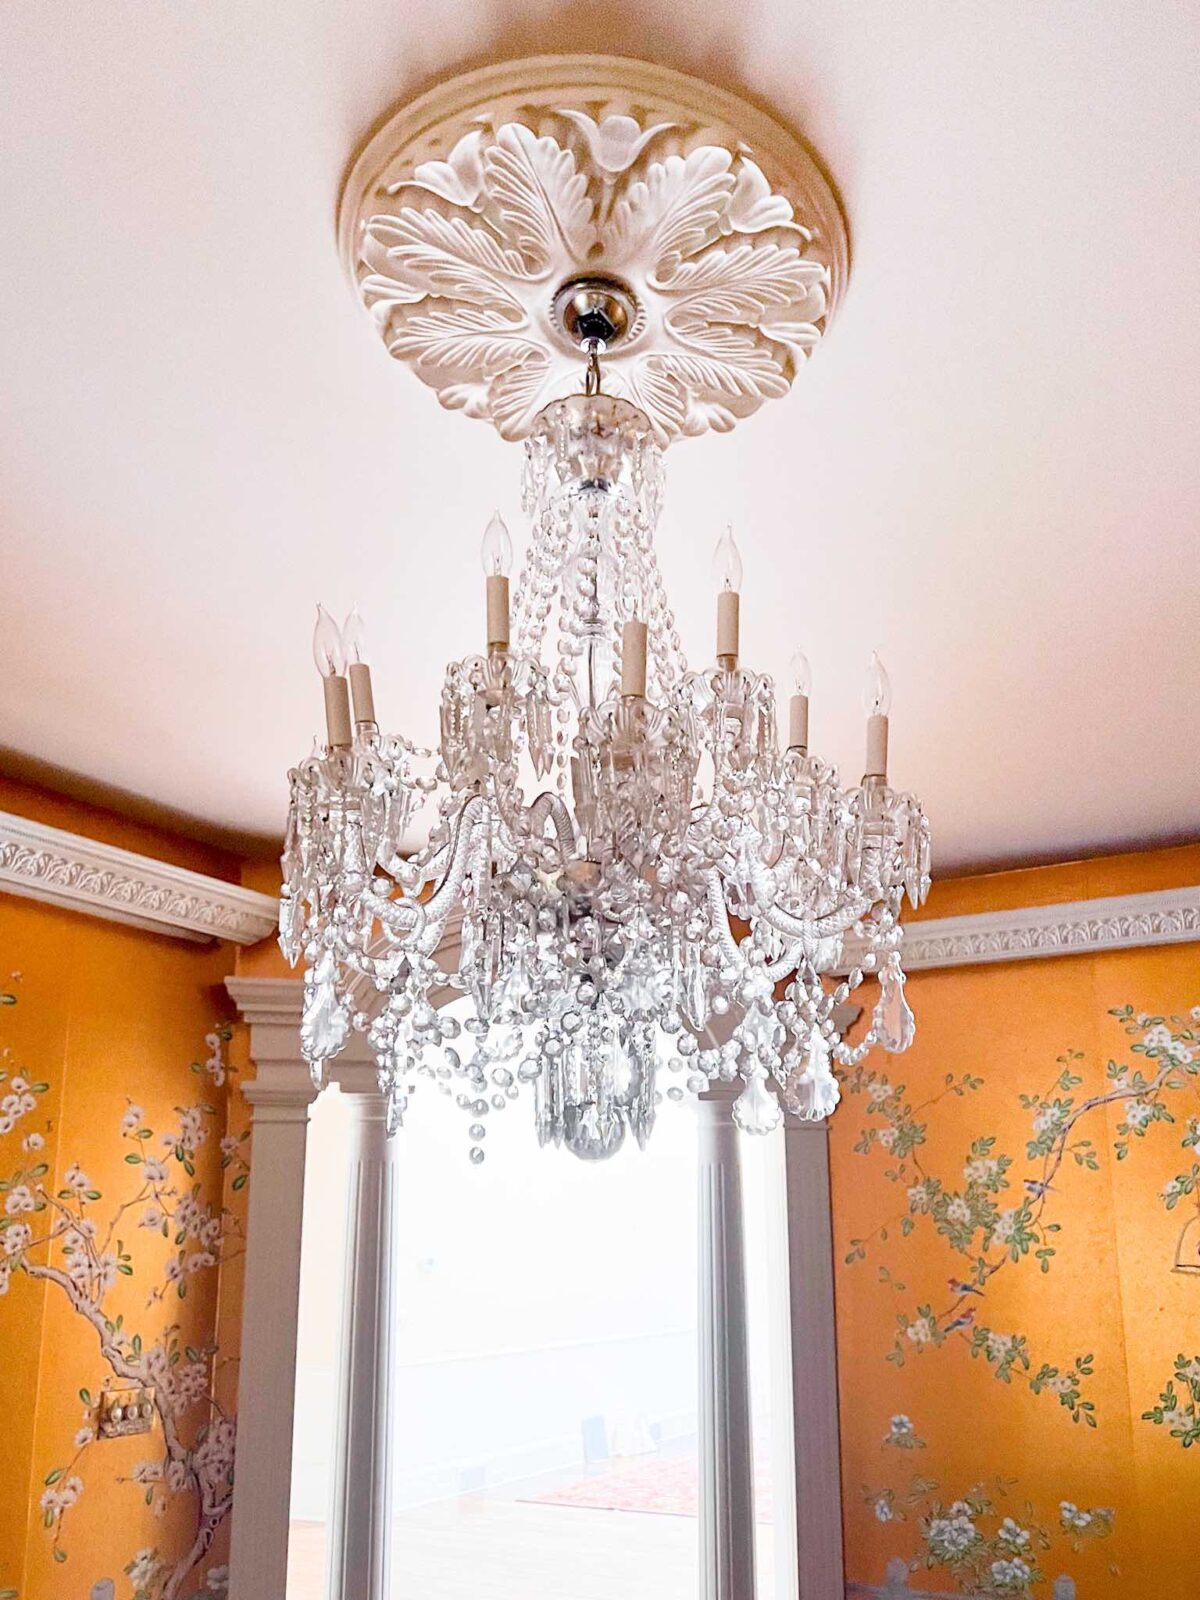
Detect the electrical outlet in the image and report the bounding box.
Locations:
[97,1386,156,1439]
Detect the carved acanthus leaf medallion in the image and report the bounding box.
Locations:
[339,58,849,444]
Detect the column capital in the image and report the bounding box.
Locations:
[225,976,374,1100]
[328,1060,386,1099]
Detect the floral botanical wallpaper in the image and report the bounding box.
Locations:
[0,867,248,1600]
[832,947,1200,1599]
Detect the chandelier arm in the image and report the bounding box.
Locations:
[704,870,745,967]
[526,790,578,859]
[812,895,876,939]
[414,797,489,948]
[763,948,804,983]
[361,884,427,943]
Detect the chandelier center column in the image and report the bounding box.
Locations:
[697,1083,756,1600]
[324,1063,399,1600]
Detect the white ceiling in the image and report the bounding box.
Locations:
[2,2,1197,872]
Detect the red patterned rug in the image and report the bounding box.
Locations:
[522,1452,773,1522]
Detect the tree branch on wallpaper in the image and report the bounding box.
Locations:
[842,1005,1200,1425]
[842,1003,1200,1597]
[0,987,246,1600]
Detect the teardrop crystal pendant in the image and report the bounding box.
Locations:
[785,1027,841,1121]
[873,954,916,1053]
[300,949,351,1085]
[732,1065,783,1135]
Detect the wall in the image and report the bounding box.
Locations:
[0,778,252,1600]
[831,845,1200,1598]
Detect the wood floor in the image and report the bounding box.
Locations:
[288,1499,777,1599]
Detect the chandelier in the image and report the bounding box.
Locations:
[279,58,931,1162]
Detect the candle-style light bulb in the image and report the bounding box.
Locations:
[712,525,743,592]
[312,604,345,678]
[480,511,513,577]
[341,604,368,666]
[790,648,812,698]
[342,605,377,729]
[863,651,891,779]
[312,604,352,748]
[788,647,811,751]
[863,651,892,716]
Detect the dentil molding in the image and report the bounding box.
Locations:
[338,55,848,444]
[0,809,278,946]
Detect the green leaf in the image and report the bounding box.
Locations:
[125,1153,143,1165]
[44,1468,63,1485]
[79,1388,92,1405]
[53,1547,67,1563]
[232,1173,248,1191]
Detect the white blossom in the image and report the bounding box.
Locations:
[1060,1501,1094,1530]
[3,1222,32,1256]
[5,1184,35,1215]
[1124,1099,1153,1129]
[127,1548,161,1587]
[998,1516,1030,1548]
[990,1557,1031,1588]
[927,1510,978,1557]
[991,1209,1018,1244]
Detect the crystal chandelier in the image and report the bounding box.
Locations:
[280,64,931,1161]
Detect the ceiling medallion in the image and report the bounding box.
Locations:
[337,55,849,443]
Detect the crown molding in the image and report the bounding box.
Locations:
[844,884,1200,972]
[0,809,278,946]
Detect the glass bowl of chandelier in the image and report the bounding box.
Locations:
[280,393,931,1161]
